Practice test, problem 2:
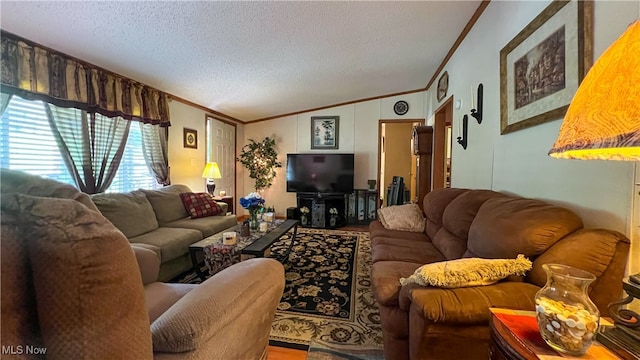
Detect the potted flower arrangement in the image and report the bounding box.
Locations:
[300,206,310,226]
[240,192,265,230]
[329,207,339,227]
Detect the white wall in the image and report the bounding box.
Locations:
[242,116,297,216]
[428,0,638,272]
[168,100,247,212]
[167,101,208,192]
[241,91,426,217]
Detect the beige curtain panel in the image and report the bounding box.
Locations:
[0,31,171,126]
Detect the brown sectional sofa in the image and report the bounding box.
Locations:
[370,188,630,360]
[91,184,237,281]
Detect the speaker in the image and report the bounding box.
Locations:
[286,207,299,220]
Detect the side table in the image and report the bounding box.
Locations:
[489,308,620,360]
[212,195,234,214]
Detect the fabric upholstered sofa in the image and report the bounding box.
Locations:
[370,188,630,360]
[1,168,285,360]
[91,185,237,281]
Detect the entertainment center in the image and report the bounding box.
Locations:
[286,153,378,228]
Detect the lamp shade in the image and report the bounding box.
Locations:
[548,20,640,161]
[201,162,222,179]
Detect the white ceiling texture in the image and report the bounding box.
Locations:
[1,1,481,122]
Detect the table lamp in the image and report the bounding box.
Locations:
[548,20,640,358]
[201,162,222,195]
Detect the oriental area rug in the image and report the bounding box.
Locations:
[173,228,383,354]
[268,228,383,352]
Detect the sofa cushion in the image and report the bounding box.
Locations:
[129,227,203,263]
[91,190,159,238]
[141,185,192,224]
[430,190,505,260]
[164,214,238,238]
[401,281,540,323]
[429,227,468,260]
[1,196,44,353]
[466,196,583,259]
[378,203,426,232]
[527,229,624,288]
[399,255,532,288]
[179,192,224,218]
[0,168,98,211]
[369,220,429,243]
[2,193,152,359]
[371,261,422,306]
[372,238,445,264]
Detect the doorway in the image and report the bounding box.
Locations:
[378,119,425,206]
[433,96,454,189]
[205,116,236,201]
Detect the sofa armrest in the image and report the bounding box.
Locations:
[216,202,228,213]
[150,258,285,359]
[132,244,161,285]
[400,281,539,324]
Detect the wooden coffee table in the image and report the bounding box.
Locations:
[188,219,299,281]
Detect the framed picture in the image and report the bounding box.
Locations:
[311,116,339,149]
[183,128,197,149]
[436,71,449,102]
[499,0,592,135]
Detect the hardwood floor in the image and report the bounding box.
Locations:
[267,346,307,360]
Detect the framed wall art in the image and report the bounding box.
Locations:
[311,116,339,149]
[499,0,592,135]
[183,128,198,149]
[437,71,449,102]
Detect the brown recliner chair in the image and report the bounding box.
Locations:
[1,168,285,360]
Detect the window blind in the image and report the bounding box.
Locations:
[0,95,159,193]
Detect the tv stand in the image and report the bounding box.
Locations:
[296,193,347,229]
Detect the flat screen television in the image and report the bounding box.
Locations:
[286,153,354,194]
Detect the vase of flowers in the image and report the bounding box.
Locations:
[240,192,265,230]
[329,207,339,227]
[300,206,310,226]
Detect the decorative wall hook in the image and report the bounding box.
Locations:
[471,83,483,124]
[457,115,468,150]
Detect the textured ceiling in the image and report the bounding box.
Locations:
[0,1,481,122]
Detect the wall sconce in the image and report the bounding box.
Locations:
[457,114,468,150]
[471,83,483,124]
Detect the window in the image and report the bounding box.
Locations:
[0,95,159,193]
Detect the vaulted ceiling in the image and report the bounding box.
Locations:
[1,1,482,122]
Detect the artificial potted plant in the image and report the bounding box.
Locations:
[236,137,282,192]
[237,137,282,228]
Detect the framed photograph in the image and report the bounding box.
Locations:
[499,0,592,135]
[183,128,197,149]
[311,116,339,149]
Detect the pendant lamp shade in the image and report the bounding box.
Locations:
[548,20,640,161]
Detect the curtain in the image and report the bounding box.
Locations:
[1,31,170,126]
[141,123,170,186]
[0,93,12,116]
[46,104,131,194]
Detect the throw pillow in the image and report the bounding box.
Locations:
[180,192,224,219]
[378,203,426,232]
[400,254,532,288]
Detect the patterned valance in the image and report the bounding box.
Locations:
[0,31,170,126]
